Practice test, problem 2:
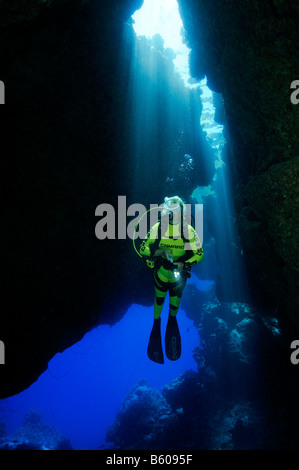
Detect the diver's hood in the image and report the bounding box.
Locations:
[162,196,186,224]
[163,196,185,213]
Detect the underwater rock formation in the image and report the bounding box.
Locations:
[106,380,177,450]
[1,0,156,399]
[0,410,73,450]
[105,371,269,450]
[106,298,299,450]
[236,156,299,324]
[177,0,299,328]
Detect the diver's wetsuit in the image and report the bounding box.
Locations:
[140,220,203,363]
[140,221,204,319]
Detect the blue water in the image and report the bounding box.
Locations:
[0,289,203,450]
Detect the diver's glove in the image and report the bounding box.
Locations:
[183,263,192,278]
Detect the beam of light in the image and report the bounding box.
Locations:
[132,1,249,301]
[132,0,190,85]
[132,0,225,168]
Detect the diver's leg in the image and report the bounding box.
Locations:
[165,277,187,360]
[168,274,186,316]
[154,289,167,319]
[165,298,182,361]
[147,271,168,364]
[168,295,181,316]
[153,271,168,319]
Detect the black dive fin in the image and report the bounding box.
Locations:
[165,314,181,361]
[147,317,164,364]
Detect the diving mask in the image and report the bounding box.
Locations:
[163,196,182,214]
[162,196,185,223]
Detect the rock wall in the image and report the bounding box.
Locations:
[1,0,148,398]
[178,0,299,328]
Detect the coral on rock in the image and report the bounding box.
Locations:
[0,410,73,450]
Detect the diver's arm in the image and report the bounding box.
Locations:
[139,223,160,257]
[185,247,204,266]
[182,226,204,267]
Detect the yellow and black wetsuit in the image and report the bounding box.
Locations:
[140,221,204,319]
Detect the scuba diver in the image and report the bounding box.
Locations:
[139,196,204,364]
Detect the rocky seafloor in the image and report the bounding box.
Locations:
[0,410,73,450]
